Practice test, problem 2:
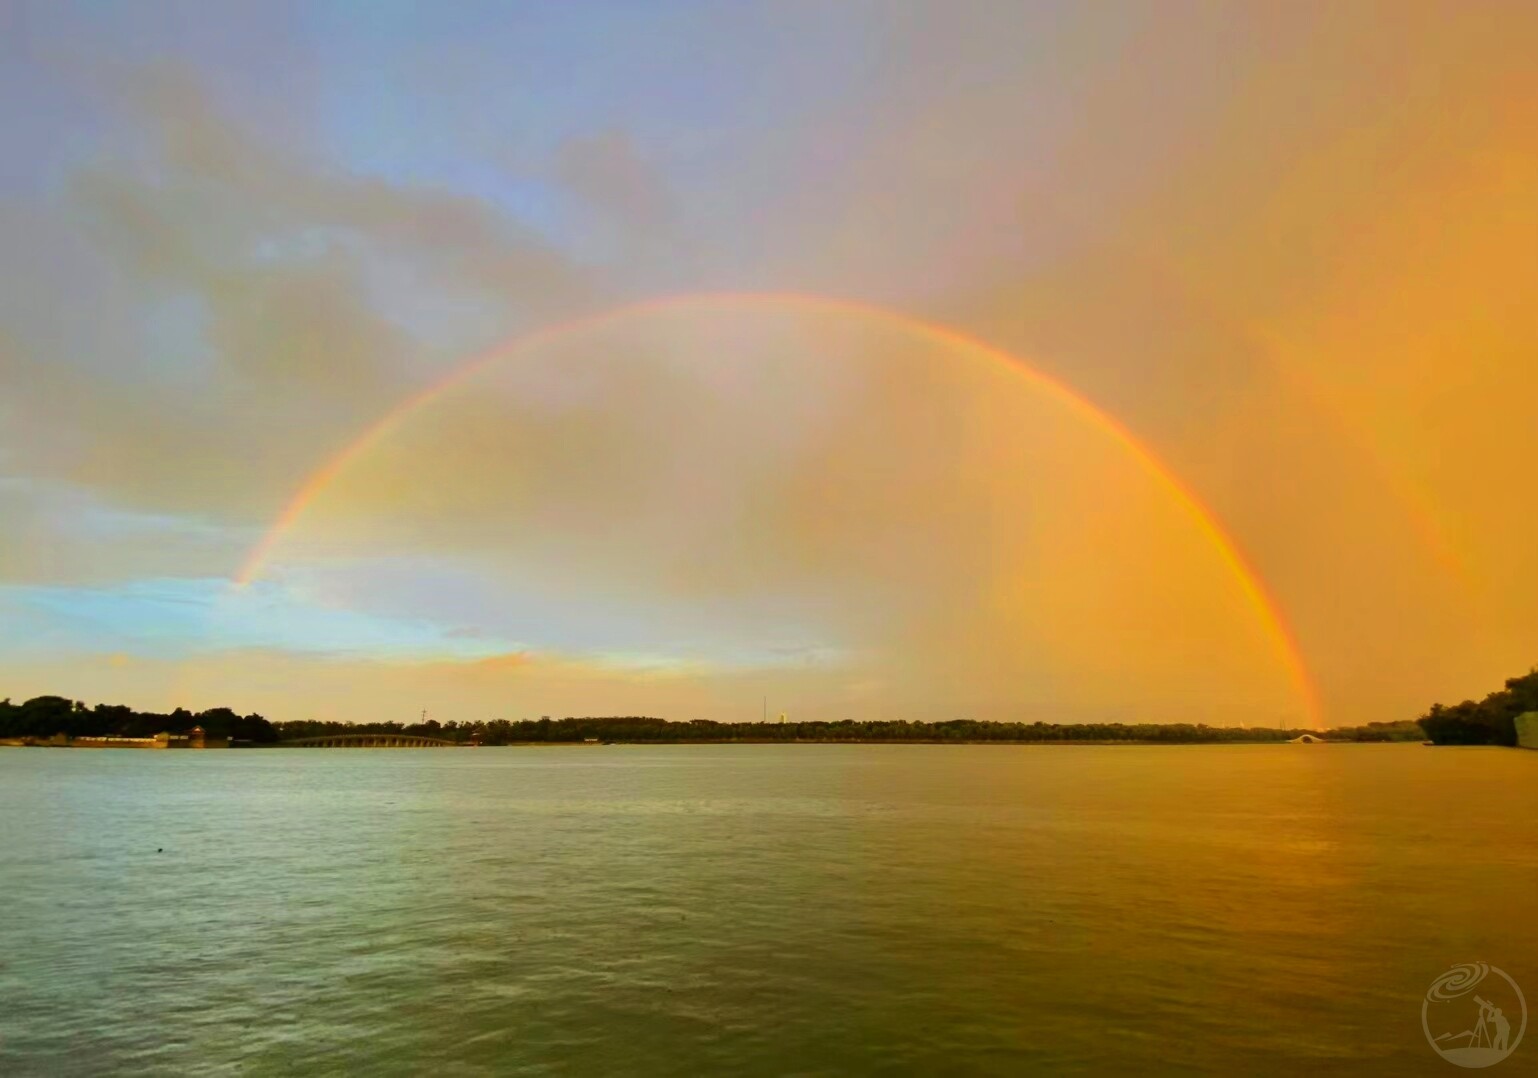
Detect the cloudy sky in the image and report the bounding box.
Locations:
[3,1,1536,727]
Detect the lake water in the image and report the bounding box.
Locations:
[1,744,1534,1075]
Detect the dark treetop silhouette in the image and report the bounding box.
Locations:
[2,695,1437,746]
[1416,666,1538,746]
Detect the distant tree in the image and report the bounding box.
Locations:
[0,693,279,743]
[19,696,76,737]
[1417,667,1535,746]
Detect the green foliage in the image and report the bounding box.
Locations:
[1417,667,1538,746]
[0,695,277,743]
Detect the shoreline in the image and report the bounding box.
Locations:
[3,737,1432,749]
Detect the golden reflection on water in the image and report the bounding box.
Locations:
[0,743,1533,1074]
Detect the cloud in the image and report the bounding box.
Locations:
[554,129,677,262]
[0,65,612,584]
[0,480,241,586]
[471,651,533,674]
[5,7,1538,725]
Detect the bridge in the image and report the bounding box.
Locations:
[279,734,462,748]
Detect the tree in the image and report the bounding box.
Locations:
[1417,667,1537,746]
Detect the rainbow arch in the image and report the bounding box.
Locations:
[233,291,1324,727]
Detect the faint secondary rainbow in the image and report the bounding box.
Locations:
[991,174,1471,595]
[233,291,1324,727]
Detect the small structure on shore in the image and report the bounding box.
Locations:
[1287,733,1334,744]
[46,725,229,749]
[1517,712,1538,750]
[26,722,230,747]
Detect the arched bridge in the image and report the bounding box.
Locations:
[280,734,462,748]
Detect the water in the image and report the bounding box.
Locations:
[1,744,1534,1075]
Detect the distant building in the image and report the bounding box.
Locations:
[185,725,230,749]
[71,734,169,749]
[67,726,228,749]
[1287,733,1332,744]
[1517,712,1538,750]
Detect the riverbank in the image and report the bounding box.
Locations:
[2,692,1440,748]
[2,735,1432,749]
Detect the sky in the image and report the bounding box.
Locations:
[3,1,1537,728]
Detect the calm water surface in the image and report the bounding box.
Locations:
[2,744,1534,1075]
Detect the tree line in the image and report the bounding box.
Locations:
[261,714,1425,744]
[0,696,277,743]
[0,695,1447,746]
[1417,667,1538,746]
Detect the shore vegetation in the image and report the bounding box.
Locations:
[2,696,1432,746]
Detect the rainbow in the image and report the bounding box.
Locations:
[232,291,1324,727]
[1013,175,1470,591]
[1239,320,1470,588]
